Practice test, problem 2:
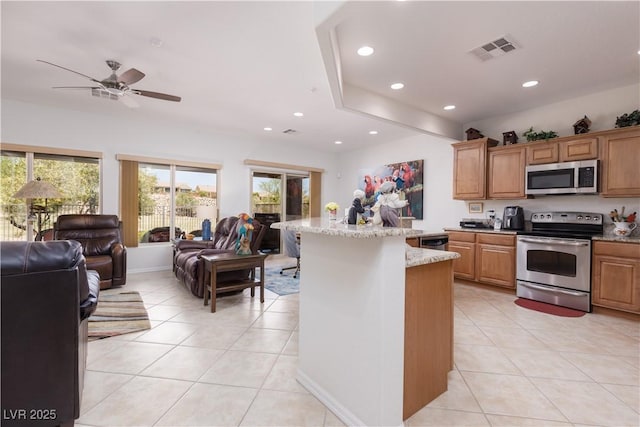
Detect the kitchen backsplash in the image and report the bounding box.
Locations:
[461,195,640,236]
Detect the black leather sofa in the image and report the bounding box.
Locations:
[1,240,100,427]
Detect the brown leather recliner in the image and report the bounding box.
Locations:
[1,240,100,427]
[54,214,127,289]
[174,216,266,298]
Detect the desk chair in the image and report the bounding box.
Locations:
[280,229,300,278]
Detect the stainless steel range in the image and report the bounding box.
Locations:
[516,211,603,312]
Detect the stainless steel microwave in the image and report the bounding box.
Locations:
[525,160,598,195]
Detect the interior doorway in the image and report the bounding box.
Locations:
[251,170,309,253]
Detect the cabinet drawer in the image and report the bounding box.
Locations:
[477,233,516,246]
[593,241,640,259]
[448,231,476,243]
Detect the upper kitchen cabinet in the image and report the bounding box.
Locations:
[599,127,640,197]
[452,138,499,200]
[527,141,559,165]
[559,136,598,162]
[488,145,526,199]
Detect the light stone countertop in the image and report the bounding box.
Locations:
[271,218,446,239]
[405,246,460,268]
[444,227,519,235]
[592,235,640,244]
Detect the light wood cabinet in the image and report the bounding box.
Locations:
[527,142,559,165]
[559,137,598,161]
[447,231,476,280]
[447,231,516,288]
[487,145,526,199]
[592,240,640,314]
[452,138,498,200]
[599,127,640,197]
[475,234,516,288]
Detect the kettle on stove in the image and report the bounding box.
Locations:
[502,206,525,230]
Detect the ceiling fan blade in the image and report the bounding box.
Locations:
[119,94,140,109]
[133,90,181,102]
[37,59,101,83]
[119,68,145,85]
[52,86,101,89]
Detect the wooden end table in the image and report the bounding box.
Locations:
[200,252,268,313]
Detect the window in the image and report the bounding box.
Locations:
[118,155,218,246]
[1,145,101,241]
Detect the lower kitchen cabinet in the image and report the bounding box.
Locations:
[447,232,476,280]
[476,234,516,288]
[447,231,516,288]
[592,240,640,314]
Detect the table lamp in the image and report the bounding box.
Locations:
[13,177,62,240]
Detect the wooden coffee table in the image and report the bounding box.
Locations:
[200,252,268,313]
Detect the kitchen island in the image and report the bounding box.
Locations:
[271,218,459,426]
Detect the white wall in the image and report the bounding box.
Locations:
[337,84,640,233]
[1,99,340,272]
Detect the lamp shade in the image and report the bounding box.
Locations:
[196,205,217,220]
[13,177,62,199]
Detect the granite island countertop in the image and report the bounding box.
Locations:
[272,218,447,239]
[405,246,460,267]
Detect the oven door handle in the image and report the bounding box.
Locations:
[519,282,587,297]
[518,237,589,247]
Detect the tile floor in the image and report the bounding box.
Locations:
[78,256,639,426]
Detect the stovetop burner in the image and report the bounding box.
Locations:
[520,211,604,239]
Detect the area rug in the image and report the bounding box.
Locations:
[88,291,151,340]
[515,298,585,317]
[260,267,300,296]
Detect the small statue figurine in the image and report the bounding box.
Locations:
[235,213,254,255]
[348,189,365,225]
[371,181,408,227]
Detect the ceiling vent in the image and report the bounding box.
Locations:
[91,88,118,101]
[470,35,520,62]
[282,129,297,134]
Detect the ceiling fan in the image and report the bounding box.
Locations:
[37,59,181,107]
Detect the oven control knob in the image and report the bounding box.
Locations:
[546,214,552,219]
[594,216,600,221]
[533,214,538,220]
[585,215,591,220]
[577,215,583,220]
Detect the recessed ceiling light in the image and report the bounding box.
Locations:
[390,83,404,90]
[357,46,374,56]
[293,112,304,117]
[263,127,272,131]
[522,80,539,88]
[369,130,378,135]
[334,140,343,145]
[443,105,456,111]
[150,37,163,48]
[637,49,640,55]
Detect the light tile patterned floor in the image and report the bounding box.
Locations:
[78,257,639,426]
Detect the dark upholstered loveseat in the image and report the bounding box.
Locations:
[54,214,127,289]
[174,216,266,297]
[1,240,100,427]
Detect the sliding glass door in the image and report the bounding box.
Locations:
[251,171,309,253]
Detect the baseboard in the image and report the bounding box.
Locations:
[128,266,172,274]
[296,368,367,427]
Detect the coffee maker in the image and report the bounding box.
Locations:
[502,206,525,230]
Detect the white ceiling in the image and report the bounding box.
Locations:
[2,1,638,152]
